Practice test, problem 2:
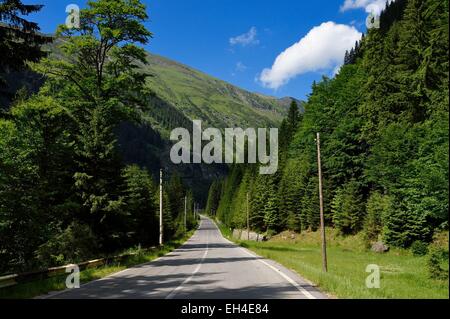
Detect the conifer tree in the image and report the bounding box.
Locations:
[0,0,51,108]
[332,180,365,235]
[0,0,51,73]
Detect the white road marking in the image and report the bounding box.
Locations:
[41,217,319,300]
[40,231,197,299]
[214,220,317,300]
[165,222,209,299]
[239,248,316,299]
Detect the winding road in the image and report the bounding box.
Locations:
[46,216,326,299]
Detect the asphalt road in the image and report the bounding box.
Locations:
[46,216,327,299]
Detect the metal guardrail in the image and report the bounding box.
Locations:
[0,247,157,289]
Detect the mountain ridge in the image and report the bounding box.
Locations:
[145,51,297,105]
[142,51,302,132]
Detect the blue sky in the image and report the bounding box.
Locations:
[28,0,383,100]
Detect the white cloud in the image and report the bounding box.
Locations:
[340,0,394,15]
[230,27,259,47]
[259,22,362,89]
[236,62,247,72]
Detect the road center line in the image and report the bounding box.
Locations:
[165,223,209,299]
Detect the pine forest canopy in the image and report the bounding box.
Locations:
[209,0,448,249]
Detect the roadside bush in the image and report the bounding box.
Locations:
[265,229,278,238]
[36,222,98,268]
[363,192,393,247]
[411,241,429,256]
[427,247,449,280]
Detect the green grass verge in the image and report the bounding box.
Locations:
[0,230,196,299]
[218,225,449,299]
[214,219,233,239]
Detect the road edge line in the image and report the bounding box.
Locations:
[209,217,317,300]
[39,226,201,299]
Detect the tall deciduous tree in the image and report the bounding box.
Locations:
[31,0,153,250]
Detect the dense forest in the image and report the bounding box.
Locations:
[0,0,198,275]
[208,0,449,248]
[0,0,448,278]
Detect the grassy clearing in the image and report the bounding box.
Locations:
[0,230,195,299]
[222,225,448,299]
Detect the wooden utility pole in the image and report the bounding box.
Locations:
[159,169,163,246]
[247,192,250,240]
[184,196,187,234]
[316,133,328,272]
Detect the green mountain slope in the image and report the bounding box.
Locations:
[142,52,296,131]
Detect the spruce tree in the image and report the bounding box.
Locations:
[0,0,51,109]
[0,0,51,73]
[332,180,365,235]
[122,165,158,246]
[205,180,222,216]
